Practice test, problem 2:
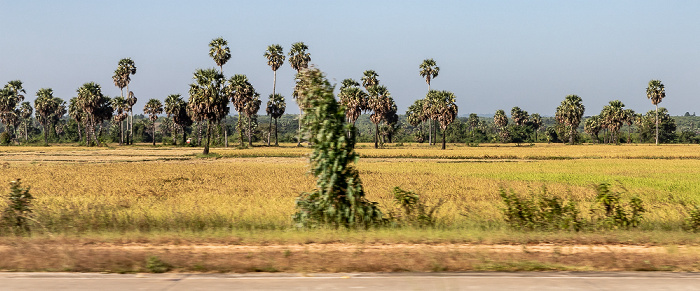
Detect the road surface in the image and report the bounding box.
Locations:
[1,272,699,290]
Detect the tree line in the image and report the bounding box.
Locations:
[1,39,697,148]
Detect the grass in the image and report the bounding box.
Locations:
[1,143,700,272]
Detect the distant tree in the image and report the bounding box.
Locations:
[264,44,285,96]
[209,37,232,147]
[584,115,603,143]
[367,85,391,148]
[17,102,31,143]
[226,74,255,147]
[338,78,368,126]
[406,99,427,142]
[428,90,458,150]
[419,59,440,91]
[112,96,128,145]
[494,109,509,143]
[646,80,666,145]
[244,92,261,147]
[188,68,228,154]
[555,94,585,144]
[289,42,311,146]
[144,99,163,146]
[636,107,676,143]
[68,97,86,142]
[623,109,636,143]
[34,89,62,145]
[0,82,23,141]
[76,82,107,145]
[266,93,286,146]
[530,113,543,142]
[510,107,529,126]
[115,58,136,144]
[600,100,625,144]
[166,94,193,146]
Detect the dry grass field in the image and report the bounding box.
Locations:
[0,143,699,272]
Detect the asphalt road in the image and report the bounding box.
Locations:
[1,272,700,291]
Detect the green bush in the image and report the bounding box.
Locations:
[685,205,700,232]
[387,187,444,227]
[592,183,645,229]
[499,187,582,231]
[146,256,171,273]
[1,179,34,235]
[0,132,10,145]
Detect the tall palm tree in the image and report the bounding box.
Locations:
[266,93,286,146]
[209,37,232,147]
[226,74,255,147]
[428,90,458,150]
[144,99,163,146]
[188,68,228,154]
[555,94,585,145]
[19,102,32,142]
[76,82,105,146]
[623,108,636,143]
[367,85,390,149]
[419,59,440,91]
[116,58,136,144]
[361,70,379,90]
[264,44,285,97]
[494,109,509,143]
[4,80,26,102]
[467,113,480,140]
[289,42,311,146]
[510,106,529,126]
[112,96,128,145]
[646,80,665,145]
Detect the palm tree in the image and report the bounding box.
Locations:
[289,42,311,146]
[68,97,85,142]
[623,109,636,143]
[226,74,255,147]
[34,88,60,145]
[584,115,602,143]
[338,78,368,125]
[164,94,192,146]
[209,37,232,147]
[264,44,285,97]
[19,102,32,142]
[646,80,665,145]
[361,70,379,90]
[188,68,228,154]
[406,99,426,142]
[76,82,105,146]
[115,58,136,144]
[266,93,286,146]
[510,107,529,126]
[494,109,509,143]
[555,94,585,145]
[600,100,625,144]
[164,94,184,145]
[4,80,26,102]
[427,90,458,150]
[367,85,391,148]
[144,99,163,146]
[112,96,128,145]
[419,59,440,91]
[244,92,261,147]
[530,113,543,142]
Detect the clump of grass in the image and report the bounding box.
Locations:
[499,186,582,231]
[145,255,171,273]
[1,179,34,235]
[592,182,645,229]
[387,187,444,227]
[685,205,700,232]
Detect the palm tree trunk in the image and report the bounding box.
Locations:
[267,116,272,146]
[24,122,28,142]
[238,116,244,147]
[203,120,211,155]
[374,123,379,149]
[224,117,228,148]
[442,128,446,150]
[247,115,253,147]
[181,125,187,146]
[120,119,124,145]
[43,122,48,146]
[274,117,278,146]
[152,122,156,146]
[297,109,302,147]
[428,119,432,145]
[569,126,575,145]
[655,104,659,145]
[76,121,83,143]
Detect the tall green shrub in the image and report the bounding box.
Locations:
[292,68,382,228]
[1,179,34,235]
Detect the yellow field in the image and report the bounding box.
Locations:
[1,143,698,233]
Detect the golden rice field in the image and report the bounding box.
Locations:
[1,143,699,235]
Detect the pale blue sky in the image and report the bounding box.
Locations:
[1,0,699,116]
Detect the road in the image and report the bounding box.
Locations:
[1,272,700,290]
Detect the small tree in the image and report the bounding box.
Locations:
[1,179,34,235]
[293,67,382,228]
[144,99,163,146]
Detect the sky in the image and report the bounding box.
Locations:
[2,0,699,116]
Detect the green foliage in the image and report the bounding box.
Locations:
[387,187,444,227]
[499,187,582,231]
[685,205,700,232]
[0,132,10,145]
[145,256,171,273]
[1,179,34,235]
[292,68,383,229]
[593,183,645,229]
